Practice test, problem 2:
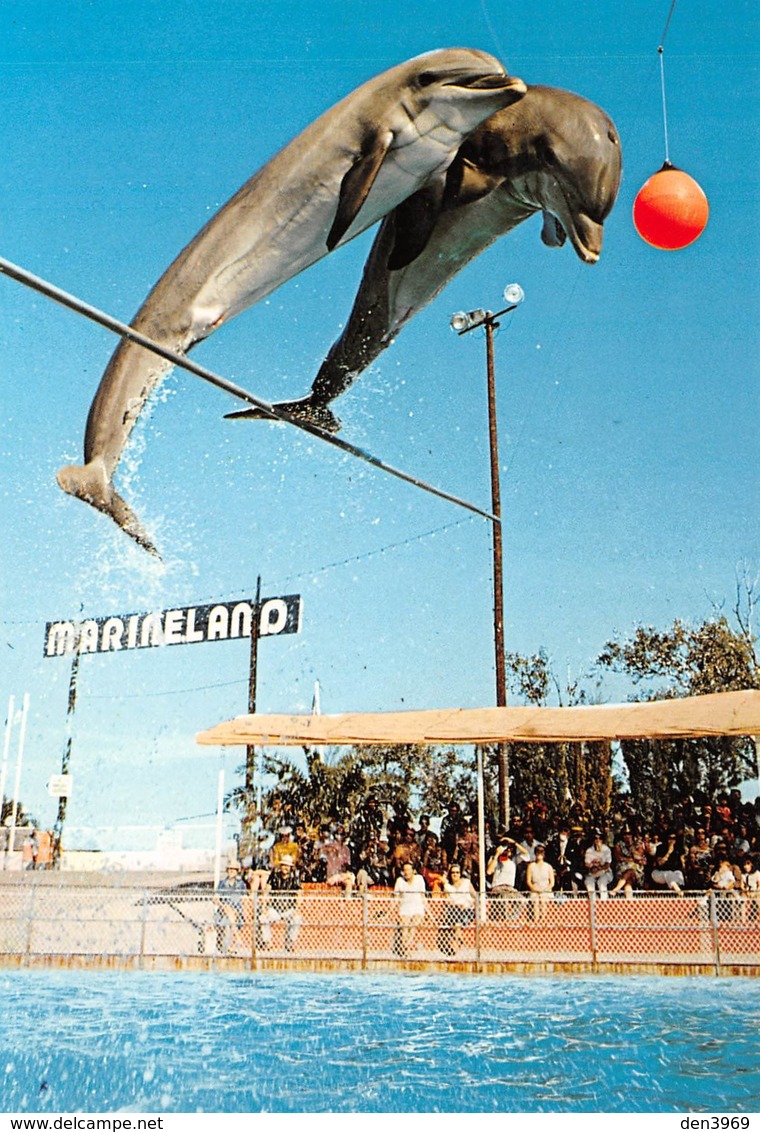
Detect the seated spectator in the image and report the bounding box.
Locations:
[393,861,427,956]
[392,827,422,878]
[584,831,614,899]
[271,826,299,869]
[515,825,538,890]
[699,804,716,835]
[356,836,392,891]
[421,832,448,894]
[438,864,476,955]
[293,822,316,881]
[214,861,246,953]
[650,832,685,893]
[416,813,433,847]
[740,854,760,922]
[455,820,480,884]
[245,831,274,892]
[733,823,752,858]
[715,795,734,830]
[259,855,302,951]
[323,826,355,897]
[692,827,712,864]
[682,844,711,891]
[609,828,647,899]
[710,851,741,895]
[486,834,523,921]
[545,824,584,893]
[526,845,555,923]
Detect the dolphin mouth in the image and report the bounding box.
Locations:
[567,212,603,264]
[450,72,527,95]
[545,209,603,265]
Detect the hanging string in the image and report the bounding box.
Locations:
[658,0,679,168]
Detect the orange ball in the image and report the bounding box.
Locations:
[633,162,709,250]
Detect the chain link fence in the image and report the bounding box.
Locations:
[0,884,757,972]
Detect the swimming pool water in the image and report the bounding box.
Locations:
[1,971,758,1113]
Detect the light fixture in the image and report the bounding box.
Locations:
[450,311,471,333]
[449,308,488,333]
[503,283,525,306]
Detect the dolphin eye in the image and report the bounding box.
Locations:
[417,72,439,87]
[608,130,619,145]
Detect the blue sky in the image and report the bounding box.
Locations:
[1,1,758,849]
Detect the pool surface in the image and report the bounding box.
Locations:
[1,971,758,1112]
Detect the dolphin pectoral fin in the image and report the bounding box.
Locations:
[541,210,566,248]
[327,130,394,250]
[386,182,445,271]
[57,460,161,559]
[225,397,342,434]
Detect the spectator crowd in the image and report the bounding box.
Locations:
[236,788,760,905]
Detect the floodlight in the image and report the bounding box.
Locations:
[503,283,525,306]
[450,312,470,332]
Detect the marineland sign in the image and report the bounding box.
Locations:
[43,596,302,657]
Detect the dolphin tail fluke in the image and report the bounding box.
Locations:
[224,397,342,435]
[57,460,162,559]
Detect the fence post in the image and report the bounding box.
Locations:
[709,891,722,976]
[139,888,149,966]
[475,889,482,967]
[588,892,598,967]
[251,890,258,964]
[361,891,368,969]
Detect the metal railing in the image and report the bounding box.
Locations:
[0,885,757,973]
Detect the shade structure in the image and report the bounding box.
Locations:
[197,689,760,748]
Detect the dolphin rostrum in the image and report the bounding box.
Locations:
[228,85,621,433]
[58,49,526,555]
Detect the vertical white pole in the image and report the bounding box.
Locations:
[0,695,14,811]
[213,766,225,890]
[255,749,263,831]
[476,744,487,921]
[9,693,30,857]
[1,696,15,868]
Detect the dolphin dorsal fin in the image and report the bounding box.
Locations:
[444,156,504,208]
[327,130,394,250]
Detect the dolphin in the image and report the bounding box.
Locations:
[57,49,527,555]
[227,85,622,433]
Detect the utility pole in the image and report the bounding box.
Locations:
[451,285,525,830]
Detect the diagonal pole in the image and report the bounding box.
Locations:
[0,256,498,525]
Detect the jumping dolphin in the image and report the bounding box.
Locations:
[227,85,621,433]
[57,49,526,555]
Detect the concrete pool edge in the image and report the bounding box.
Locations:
[1,954,758,977]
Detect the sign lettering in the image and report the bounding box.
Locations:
[43,595,302,657]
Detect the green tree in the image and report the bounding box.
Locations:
[596,592,759,816]
[228,742,477,833]
[504,650,614,820]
